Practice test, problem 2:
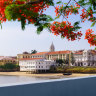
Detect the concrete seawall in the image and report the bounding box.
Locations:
[0,76,96,96]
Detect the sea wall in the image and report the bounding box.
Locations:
[0,76,96,96]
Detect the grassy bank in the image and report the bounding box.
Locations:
[65,67,96,73]
[50,66,96,73]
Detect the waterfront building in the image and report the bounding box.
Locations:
[19,58,55,73]
[73,50,96,66]
[17,52,48,64]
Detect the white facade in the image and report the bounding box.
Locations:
[73,50,96,66]
[19,58,55,72]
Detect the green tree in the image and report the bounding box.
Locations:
[31,50,37,54]
[56,59,63,66]
[70,53,75,65]
[50,65,57,72]
[66,54,69,65]
[2,63,18,70]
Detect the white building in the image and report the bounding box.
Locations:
[19,58,55,73]
[73,50,96,66]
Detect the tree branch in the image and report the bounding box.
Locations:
[74,0,92,16]
[26,0,43,5]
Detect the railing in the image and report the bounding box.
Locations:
[0,76,96,96]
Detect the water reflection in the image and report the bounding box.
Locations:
[0,75,50,85]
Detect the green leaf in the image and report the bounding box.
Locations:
[46,15,54,21]
[37,26,43,34]
[91,22,96,27]
[43,23,50,28]
[74,21,80,26]
[56,1,62,4]
[0,21,2,29]
[55,15,61,20]
[64,3,68,5]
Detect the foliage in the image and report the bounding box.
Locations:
[0,63,19,70]
[0,0,96,46]
[56,58,70,66]
[70,53,75,65]
[50,65,57,72]
[52,66,96,73]
[56,59,63,65]
[31,50,37,54]
[65,67,96,73]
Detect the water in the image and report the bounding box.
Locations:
[0,75,53,85]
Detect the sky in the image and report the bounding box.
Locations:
[0,0,95,56]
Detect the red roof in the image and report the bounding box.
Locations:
[19,58,43,61]
[74,51,83,55]
[90,50,96,55]
[74,50,96,55]
[32,52,48,55]
[47,50,71,55]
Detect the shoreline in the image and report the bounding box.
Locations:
[0,72,95,78]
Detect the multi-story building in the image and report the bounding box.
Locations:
[73,50,96,66]
[0,56,17,65]
[19,58,55,72]
[18,43,96,70]
[17,43,72,64]
[18,43,72,72]
[46,51,71,60]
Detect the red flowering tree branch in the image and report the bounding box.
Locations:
[0,0,96,46]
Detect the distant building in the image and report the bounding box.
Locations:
[19,58,55,72]
[18,43,96,69]
[17,52,48,64]
[0,56,17,65]
[17,43,72,66]
[46,50,71,61]
[73,50,96,66]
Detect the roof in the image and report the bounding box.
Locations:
[32,52,48,55]
[90,50,96,55]
[74,50,96,55]
[47,50,71,55]
[0,56,16,61]
[19,58,44,61]
[74,51,83,55]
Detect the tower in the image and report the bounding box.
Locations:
[50,42,55,52]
